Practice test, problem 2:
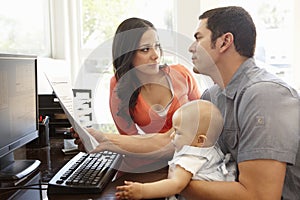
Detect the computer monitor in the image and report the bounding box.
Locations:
[0,54,40,181]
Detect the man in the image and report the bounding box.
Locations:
[184,6,300,200]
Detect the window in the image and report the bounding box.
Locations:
[0,0,51,56]
[81,0,174,50]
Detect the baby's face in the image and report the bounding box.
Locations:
[171,112,199,151]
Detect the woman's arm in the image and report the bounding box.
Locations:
[89,128,175,159]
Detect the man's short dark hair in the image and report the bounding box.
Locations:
[199,6,256,58]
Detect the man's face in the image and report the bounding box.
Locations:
[188,19,219,76]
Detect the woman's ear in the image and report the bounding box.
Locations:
[197,135,207,146]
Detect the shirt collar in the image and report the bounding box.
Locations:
[222,58,255,99]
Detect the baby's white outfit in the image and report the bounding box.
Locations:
[166,145,236,200]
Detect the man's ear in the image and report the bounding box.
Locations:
[219,32,234,52]
[197,135,207,146]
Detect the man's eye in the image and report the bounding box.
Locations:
[195,35,202,41]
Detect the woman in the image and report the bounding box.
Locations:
[75,17,201,172]
[109,17,201,172]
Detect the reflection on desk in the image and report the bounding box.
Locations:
[5,137,168,200]
[0,171,43,200]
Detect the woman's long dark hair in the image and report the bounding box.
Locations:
[112,17,162,126]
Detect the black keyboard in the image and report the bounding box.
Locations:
[47,151,122,194]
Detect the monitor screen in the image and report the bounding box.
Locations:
[0,54,40,180]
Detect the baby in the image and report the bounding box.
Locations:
[116,99,236,200]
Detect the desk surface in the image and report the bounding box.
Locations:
[6,137,168,200]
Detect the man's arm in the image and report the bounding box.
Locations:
[116,165,193,199]
[182,159,286,200]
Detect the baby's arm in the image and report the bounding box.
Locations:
[115,165,192,199]
[115,181,143,199]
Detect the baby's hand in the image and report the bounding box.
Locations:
[115,180,143,200]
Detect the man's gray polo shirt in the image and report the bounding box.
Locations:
[201,58,300,200]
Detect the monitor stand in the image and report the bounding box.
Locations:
[0,153,41,181]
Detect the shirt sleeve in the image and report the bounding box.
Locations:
[237,82,300,164]
[169,155,206,177]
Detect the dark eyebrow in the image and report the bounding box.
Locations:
[138,44,150,48]
[138,41,160,49]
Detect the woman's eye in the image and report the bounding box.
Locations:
[139,48,150,52]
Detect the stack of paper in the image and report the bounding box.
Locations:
[45,74,99,153]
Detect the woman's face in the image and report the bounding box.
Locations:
[132,29,161,75]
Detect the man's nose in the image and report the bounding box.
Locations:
[188,42,196,53]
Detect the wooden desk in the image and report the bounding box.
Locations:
[49,167,168,200]
[5,137,168,200]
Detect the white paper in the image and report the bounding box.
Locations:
[45,73,99,153]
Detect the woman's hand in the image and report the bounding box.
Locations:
[70,128,86,152]
[87,128,109,143]
[70,127,116,153]
[88,128,118,153]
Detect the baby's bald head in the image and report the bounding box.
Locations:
[172,100,223,147]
